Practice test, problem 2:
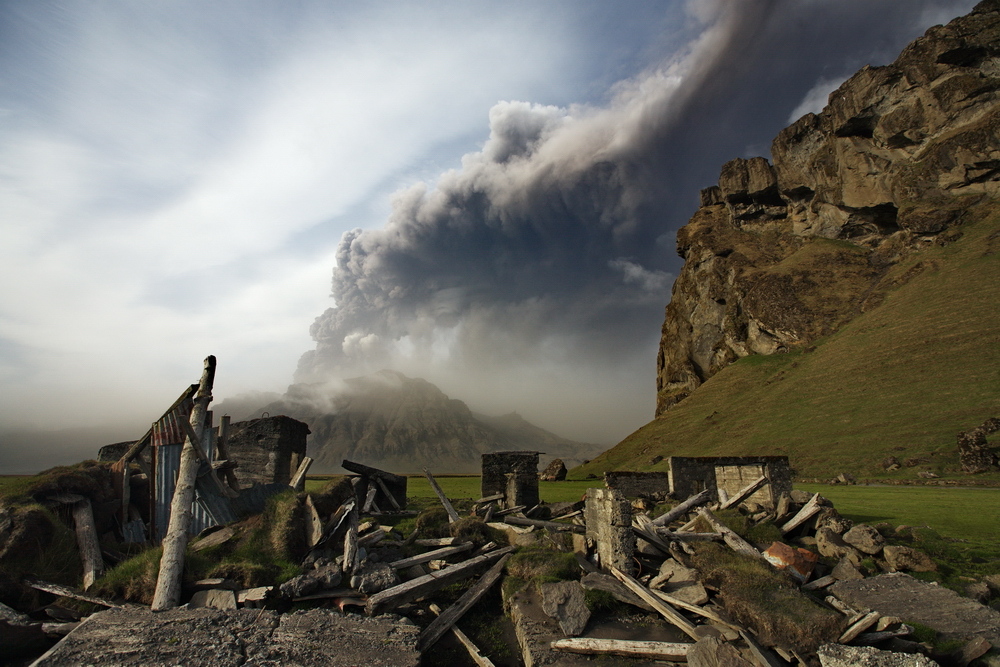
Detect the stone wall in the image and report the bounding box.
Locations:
[584,488,635,575]
[603,471,670,498]
[482,451,539,509]
[221,416,310,486]
[668,456,792,508]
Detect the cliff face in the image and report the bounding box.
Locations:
[656,0,1000,414]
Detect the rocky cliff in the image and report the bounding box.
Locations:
[228,370,605,474]
[657,0,1000,414]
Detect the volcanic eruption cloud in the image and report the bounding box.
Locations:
[296,0,975,444]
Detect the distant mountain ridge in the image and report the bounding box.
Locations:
[217,370,606,474]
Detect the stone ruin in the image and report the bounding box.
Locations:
[958,417,1000,474]
[221,415,310,486]
[668,456,793,510]
[481,451,539,509]
[603,471,670,498]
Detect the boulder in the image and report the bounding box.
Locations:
[349,561,400,595]
[816,527,856,560]
[650,558,709,605]
[687,635,755,667]
[843,524,885,555]
[883,545,936,573]
[817,644,938,666]
[539,580,590,636]
[539,459,567,482]
[189,589,237,610]
[831,558,865,581]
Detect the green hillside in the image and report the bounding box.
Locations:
[574,202,1000,481]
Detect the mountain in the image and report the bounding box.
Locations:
[577,1,1000,480]
[218,370,606,474]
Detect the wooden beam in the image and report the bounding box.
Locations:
[289,456,313,492]
[23,577,127,609]
[375,476,402,511]
[304,495,324,549]
[151,356,216,611]
[389,542,475,570]
[739,629,785,667]
[416,553,510,651]
[650,589,728,626]
[503,516,585,534]
[362,480,378,513]
[70,499,104,590]
[699,508,764,560]
[632,515,672,554]
[428,603,496,667]
[780,493,823,534]
[342,504,360,575]
[839,611,880,644]
[610,567,700,641]
[652,489,713,527]
[551,638,691,661]
[719,476,769,511]
[366,546,515,615]
[424,469,460,523]
[216,414,240,491]
[118,384,198,465]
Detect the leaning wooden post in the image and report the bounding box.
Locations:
[151,356,216,611]
[71,498,104,590]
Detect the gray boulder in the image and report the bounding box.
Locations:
[843,524,886,555]
[817,644,938,666]
[539,580,590,636]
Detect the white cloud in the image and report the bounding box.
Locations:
[787,76,847,123]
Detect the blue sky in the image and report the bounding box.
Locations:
[0,1,978,468]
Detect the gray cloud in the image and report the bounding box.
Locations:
[298,0,976,443]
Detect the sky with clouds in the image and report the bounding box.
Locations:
[0,0,977,470]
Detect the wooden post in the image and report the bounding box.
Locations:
[424,469,460,523]
[651,489,713,527]
[216,415,240,491]
[416,553,511,651]
[71,499,104,590]
[289,456,313,491]
[342,504,359,575]
[151,356,216,611]
[428,603,496,667]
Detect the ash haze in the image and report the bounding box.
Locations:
[0,0,977,472]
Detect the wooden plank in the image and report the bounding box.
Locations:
[802,574,836,591]
[388,542,475,570]
[23,577,127,609]
[780,493,823,534]
[357,528,387,549]
[416,554,510,651]
[289,456,313,492]
[414,537,459,547]
[719,476,769,511]
[610,567,700,641]
[839,611,880,644]
[739,629,785,667]
[650,589,728,626]
[474,494,504,504]
[118,384,197,465]
[656,531,723,542]
[632,515,672,554]
[699,508,763,560]
[342,504,359,574]
[551,638,691,661]
[152,356,216,611]
[428,603,496,667]
[304,495,324,549]
[362,480,378,513]
[366,546,515,615]
[375,476,402,510]
[216,414,240,491]
[652,489,713,527]
[503,516,585,534]
[71,499,104,590]
[424,469,460,523]
[492,505,525,517]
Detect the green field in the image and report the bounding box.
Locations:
[574,205,1000,481]
[306,475,593,505]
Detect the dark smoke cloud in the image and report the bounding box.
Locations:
[297,0,976,443]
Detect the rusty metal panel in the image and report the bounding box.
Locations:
[153,443,182,541]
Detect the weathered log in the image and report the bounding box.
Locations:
[719,476,769,511]
[366,546,515,615]
[503,516,585,534]
[289,456,313,492]
[657,531,723,542]
[652,489,713,527]
[342,504,359,574]
[414,537,459,547]
[632,515,672,554]
[428,603,496,667]
[780,493,823,534]
[151,356,216,611]
[699,508,763,560]
[178,414,238,499]
[23,578,126,609]
[492,505,525,517]
[650,589,728,626]
[801,574,836,591]
[70,499,104,590]
[389,543,474,570]
[416,554,510,651]
[424,469,461,523]
[551,638,691,661]
[610,567,700,641]
[474,494,504,504]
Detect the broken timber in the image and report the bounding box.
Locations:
[289,456,313,492]
[780,493,822,534]
[23,578,127,609]
[389,543,475,570]
[151,356,216,611]
[416,553,511,651]
[610,567,700,641]
[551,638,691,661]
[424,469,460,523]
[502,516,585,533]
[699,508,764,560]
[70,498,104,590]
[652,489,713,527]
[366,546,515,615]
[428,603,496,667]
[719,475,769,511]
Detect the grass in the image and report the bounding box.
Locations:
[572,205,1000,481]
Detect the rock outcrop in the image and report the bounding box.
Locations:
[657,0,1000,413]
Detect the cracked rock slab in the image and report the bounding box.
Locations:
[31,607,420,666]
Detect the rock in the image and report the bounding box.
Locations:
[580,572,655,612]
[837,473,857,485]
[957,417,1000,473]
[539,580,590,636]
[651,558,709,605]
[957,637,993,666]
[279,564,343,599]
[762,542,818,583]
[817,527,855,560]
[350,561,399,595]
[984,574,1000,596]
[832,558,865,581]
[816,508,853,535]
[966,581,991,604]
[883,545,937,573]
[687,635,755,667]
[881,456,900,470]
[189,589,237,610]
[790,490,813,504]
[843,524,886,555]
[817,643,938,666]
[539,459,568,482]
[917,471,940,479]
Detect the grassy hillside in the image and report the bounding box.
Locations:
[574,202,1000,480]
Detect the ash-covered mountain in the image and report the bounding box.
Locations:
[217,370,606,474]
